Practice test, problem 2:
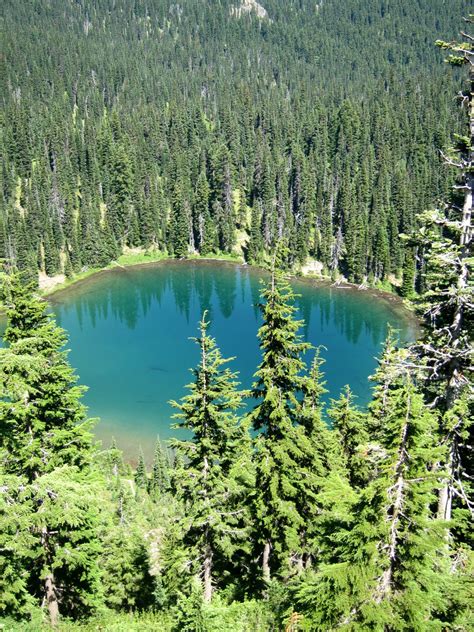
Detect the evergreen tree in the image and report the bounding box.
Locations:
[247,202,264,264]
[294,371,450,630]
[328,386,370,488]
[169,180,190,258]
[148,437,170,498]
[249,260,312,585]
[108,142,134,243]
[134,448,148,491]
[0,276,102,624]
[194,169,214,255]
[293,351,339,570]
[170,314,249,603]
[412,23,473,526]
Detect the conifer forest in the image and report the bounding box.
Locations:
[0,1,473,630]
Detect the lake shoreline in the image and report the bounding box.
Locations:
[9,257,420,462]
[45,254,420,332]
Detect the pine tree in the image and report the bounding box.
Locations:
[400,247,416,297]
[412,23,473,525]
[170,314,249,603]
[108,142,134,243]
[293,352,339,570]
[194,169,215,255]
[247,201,264,264]
[249,260,312,585]
[148,437,170,498]
[368,329,404,441]
[134,448,148,492]
[0,276,102,624]
[294,371,450,630]
[169,180,190,258]
[328,386,369,488]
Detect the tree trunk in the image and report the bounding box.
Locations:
[436,76,472,521]
[44,572,59,627]
[375,401,410,603]
[203,543,213,603]
[437,442,454,521]
[41,528,59,626]
[262,540,271,584]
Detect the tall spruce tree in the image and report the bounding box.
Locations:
[0,276,102,624]
[148,436,170,498]
[170,314,250,603]
[134,447,148,492]
[412,21,473,526]
[249,260,312,585]
[293,351,339,570]
[294,369,450,630]
[328,386,370,488]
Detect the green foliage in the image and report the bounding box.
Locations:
[293,373,450,630]
[400,247,416,297]
[148,437,171,498]
[1,8,473,631]
[328,386,369,488]
[410,19,473,551]
[134,448,148,491]
[249,266,313,582]
[170,314,252,600]
[0,0,461,283]
[0,277,102,622]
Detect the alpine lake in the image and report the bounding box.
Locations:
[8,261,420,461]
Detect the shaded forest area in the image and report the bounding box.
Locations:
[0,0,469,287]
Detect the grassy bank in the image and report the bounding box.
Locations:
[42,250,245,299]
[1,598,272,631]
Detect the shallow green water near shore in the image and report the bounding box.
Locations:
[42,261,417,459]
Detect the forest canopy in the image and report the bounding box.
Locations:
[0,0,470,286]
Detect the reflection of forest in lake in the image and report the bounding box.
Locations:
[53,261,242,332]
[294,282,415,349]
[47,261,417,459]
[52,262,415,347]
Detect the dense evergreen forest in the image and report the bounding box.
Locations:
[0,0,469,288]
[0,1,473,631]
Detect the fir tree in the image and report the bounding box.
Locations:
[249,260,312,585]
[400,247,416,298]
[0,276,102,624]
[293,351,339,570]
[247,202,264,264]
[412,23,473,525]
[294,372,450,630]
[170,314,249,603]
[328,386,370,488]
[134,448,148,491]
[169,181,190,258]
[148,437,170,498]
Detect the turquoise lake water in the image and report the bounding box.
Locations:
[35,262,417,459]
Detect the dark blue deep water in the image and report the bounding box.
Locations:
[45,261,417,459]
